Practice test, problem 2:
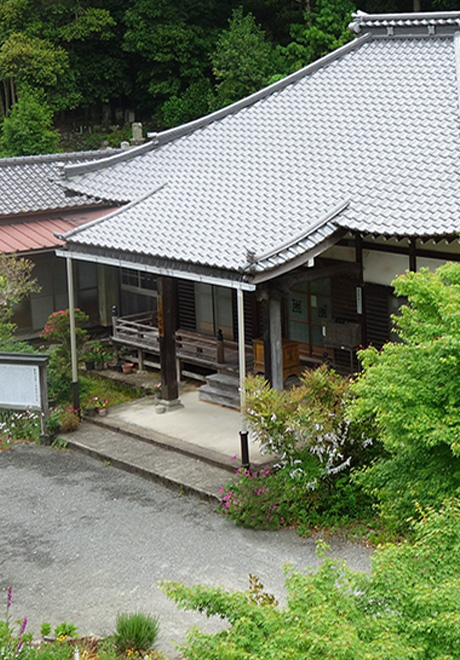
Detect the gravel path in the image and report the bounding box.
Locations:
[0,444,373,657]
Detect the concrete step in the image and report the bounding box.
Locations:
[61,420,232,502]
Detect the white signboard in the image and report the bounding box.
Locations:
[0,364,41,409]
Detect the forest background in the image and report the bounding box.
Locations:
[0,0,456,156]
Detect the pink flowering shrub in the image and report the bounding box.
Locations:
[219,466,286,530]
[41,309,89,363]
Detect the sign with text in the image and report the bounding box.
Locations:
[0,363,41,409]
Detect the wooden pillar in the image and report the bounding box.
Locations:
[259,290,272,385]
[237,288,249,468]
[157,276,180,404]
[269,292,283,390]
[409,238,417,272]
[355,233,367,347]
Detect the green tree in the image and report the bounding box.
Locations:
[278,0,355,76]
[211,8,276,110]
[0,0,122,118]
[160,77,214,128]
[0,87,59,156]
[123,0,219,111]
[0,32,69,114]
[0,253,39,348]
[351,263,460,529]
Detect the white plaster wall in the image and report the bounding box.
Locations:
[324,243,459,287]
[363,250,409,286]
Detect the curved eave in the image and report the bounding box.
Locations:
[57,242,256,291]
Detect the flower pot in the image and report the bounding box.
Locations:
[85,360,95,371]
[94,361,104,371]
[96,407,108,417]
[122,362,134,374]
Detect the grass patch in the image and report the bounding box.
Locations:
[79,373,145,410]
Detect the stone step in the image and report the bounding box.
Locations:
[62,421,232,502]
[198,371,241,409]
[198,386,240,409]
[205,372,240,392]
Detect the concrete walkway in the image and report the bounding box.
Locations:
[62,389,273,500]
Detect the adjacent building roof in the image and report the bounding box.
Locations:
[0,208,114,254]
[0,149,118,218]
[60,12,460,284]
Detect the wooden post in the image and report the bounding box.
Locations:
[259,290,273,385]
[355,232,367,348]
[409,238,417,272]
[237,288,249,468]
[157,276,180,404]
[269,292,283,390]
[216,328,225,364]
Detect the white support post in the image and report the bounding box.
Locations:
[66,255,80,412]
[237,287,249,467]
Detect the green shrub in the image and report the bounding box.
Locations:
[41,309,89,369]
[113,612,159,655]
[220,456,374,532]
[354,444,460,533]
[228,367,377,532]
[245,366,374,478]
[220,466,285,530]
[57,407,79,433]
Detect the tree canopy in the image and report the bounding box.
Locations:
[0,0,457,154]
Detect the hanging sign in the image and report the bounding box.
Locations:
[157,295,164,337]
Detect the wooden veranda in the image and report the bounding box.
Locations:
[111,310,254,380]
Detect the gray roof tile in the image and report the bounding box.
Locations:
[62,14,460,278]
[0,149,119,217]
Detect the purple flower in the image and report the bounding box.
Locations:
[7,585,13,608]
[18,617,27,638]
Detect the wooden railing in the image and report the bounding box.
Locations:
[112,312,252,375]
[113,311,160,352]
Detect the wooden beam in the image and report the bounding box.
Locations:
[337,238,460,262]
[157,276,179,403]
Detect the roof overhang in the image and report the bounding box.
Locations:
[56,245,257,292]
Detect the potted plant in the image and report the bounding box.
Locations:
[90,396,109,416]
[83,341,113,370]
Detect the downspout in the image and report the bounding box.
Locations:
[237,287,249,468]
[66,255,80,412]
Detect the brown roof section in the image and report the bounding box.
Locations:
[0,207,114,254]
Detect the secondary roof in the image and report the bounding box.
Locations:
[60,11,460,284]
[0,149,118,218]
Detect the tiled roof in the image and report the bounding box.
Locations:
[0,149,119,217]
[61,12,460,281]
